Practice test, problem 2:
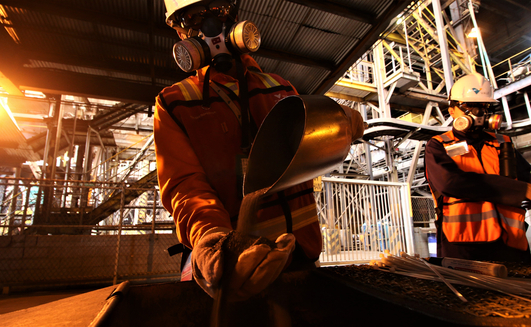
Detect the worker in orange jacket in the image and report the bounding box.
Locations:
[425,72,531,263]
[155,0,364,301]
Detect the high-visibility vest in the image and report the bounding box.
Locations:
[431,130,528,251]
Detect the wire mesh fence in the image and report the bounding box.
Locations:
[411,196,436,227]
[0,175,433,288]
[0,177,181,291]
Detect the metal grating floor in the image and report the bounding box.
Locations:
[325,262,531,320]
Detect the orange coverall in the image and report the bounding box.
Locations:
[154,54,322,263]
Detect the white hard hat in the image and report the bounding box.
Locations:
[164,0,204,27]
[449,72,498,103]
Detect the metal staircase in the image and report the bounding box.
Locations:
[86,169,158,226]
[28,102,157,232]
[394,0,472,93]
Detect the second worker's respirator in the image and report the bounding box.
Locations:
[172,15,261,73]
[453,105,503,132]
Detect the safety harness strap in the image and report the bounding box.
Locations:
[252,203,318,241]
[211,81,242,125]
[277,191,293,233]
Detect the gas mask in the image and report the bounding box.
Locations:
[172,14,261,73]
[452,103,502,132]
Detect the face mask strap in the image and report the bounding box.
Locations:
[457,102,471,116]
[202,66,212,109]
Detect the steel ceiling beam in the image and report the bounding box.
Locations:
[0,0,176,39]
[284,0,377,25]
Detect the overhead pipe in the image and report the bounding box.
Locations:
[49,96,64,181]
[432,0,454,93]
[468,0,513,129]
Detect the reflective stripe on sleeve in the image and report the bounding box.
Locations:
[253,72,281,88]
[178,80,202,101]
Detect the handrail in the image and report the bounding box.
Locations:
[322,176,408,187]
[492,46,531,69]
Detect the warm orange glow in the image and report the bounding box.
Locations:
[0,100,22,130]
[0,5,21,44]
[0,71,23,96]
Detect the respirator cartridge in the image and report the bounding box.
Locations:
[452,102,503,132]
[173,20,261,73]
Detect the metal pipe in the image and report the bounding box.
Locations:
[360,104,374,180]
[151,187,156,234]
[50,96,64,181]
[524,92,531,120]
[432,0,454,93]
[449,1,467,55]
[63,106,79,207]
[21,183,31,235]
[468,1,497,87]
[501,97,513,130]
[373,42,392,118]
[83,128,92,182]
[113,183,125,285]
[41,100,55,178]
[7,167,21,235]
[508,59,515,83]
[403,21,412,72]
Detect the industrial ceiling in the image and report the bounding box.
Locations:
[0,0,530,169]
[0,0,410,103]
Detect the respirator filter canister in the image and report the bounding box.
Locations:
[173,20,261,73]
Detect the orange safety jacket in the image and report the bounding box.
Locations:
[154,54,322,261]
[430,130,528,251]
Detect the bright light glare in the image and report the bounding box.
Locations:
[467,27,480,38]
[0,100,21,130]
[24,90,46,98]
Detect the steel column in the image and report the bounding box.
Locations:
[432,0,454,93]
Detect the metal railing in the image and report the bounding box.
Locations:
[493,47,531,83]
[340,57,375,85]
[0,176,162,233]
[315,177,415,265]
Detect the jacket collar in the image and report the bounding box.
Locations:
[452,127,496,144]
[195,54,262,82]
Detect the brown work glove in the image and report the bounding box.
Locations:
[191,229,296,302]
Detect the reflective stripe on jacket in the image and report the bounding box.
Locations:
[431,130,528,250]
[155,55,322,260]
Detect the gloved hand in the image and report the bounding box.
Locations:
[191,229,296,302]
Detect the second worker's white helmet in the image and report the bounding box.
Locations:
[449,72,498,103]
